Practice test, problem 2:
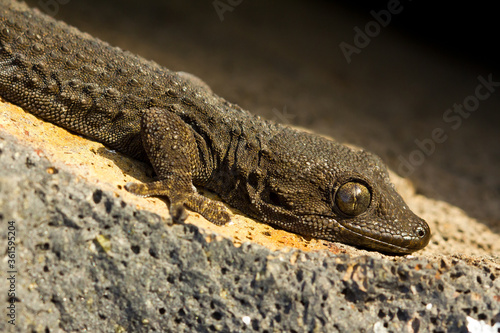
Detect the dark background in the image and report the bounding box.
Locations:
[337,0,499,70]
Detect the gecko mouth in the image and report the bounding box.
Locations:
[336,220,430,254]
[339,226,412,254]
[294,212,430,254]
[299,214,428,254]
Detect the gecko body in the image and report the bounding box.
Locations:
[0,0,430,253]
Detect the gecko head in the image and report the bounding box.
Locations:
[326,173,431,254]
[258,130,431,254]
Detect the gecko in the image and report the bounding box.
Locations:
[0,0,430,254]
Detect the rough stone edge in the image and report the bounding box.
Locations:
[0,131,499,333]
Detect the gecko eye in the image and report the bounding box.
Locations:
[335,182,371,216]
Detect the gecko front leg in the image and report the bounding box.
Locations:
[125,107,231,225]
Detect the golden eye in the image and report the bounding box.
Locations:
[335,182,371,216]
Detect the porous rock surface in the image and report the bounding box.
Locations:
[0,134,499,333]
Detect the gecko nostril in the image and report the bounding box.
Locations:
[417,228,425,237]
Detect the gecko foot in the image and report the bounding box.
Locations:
[125,181,231,225]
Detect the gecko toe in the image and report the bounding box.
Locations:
[170,204,188,223]
[125,182,148,197]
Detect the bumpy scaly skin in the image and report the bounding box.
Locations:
[0,0,430,253]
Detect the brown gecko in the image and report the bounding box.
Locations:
[0,0,430,253]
